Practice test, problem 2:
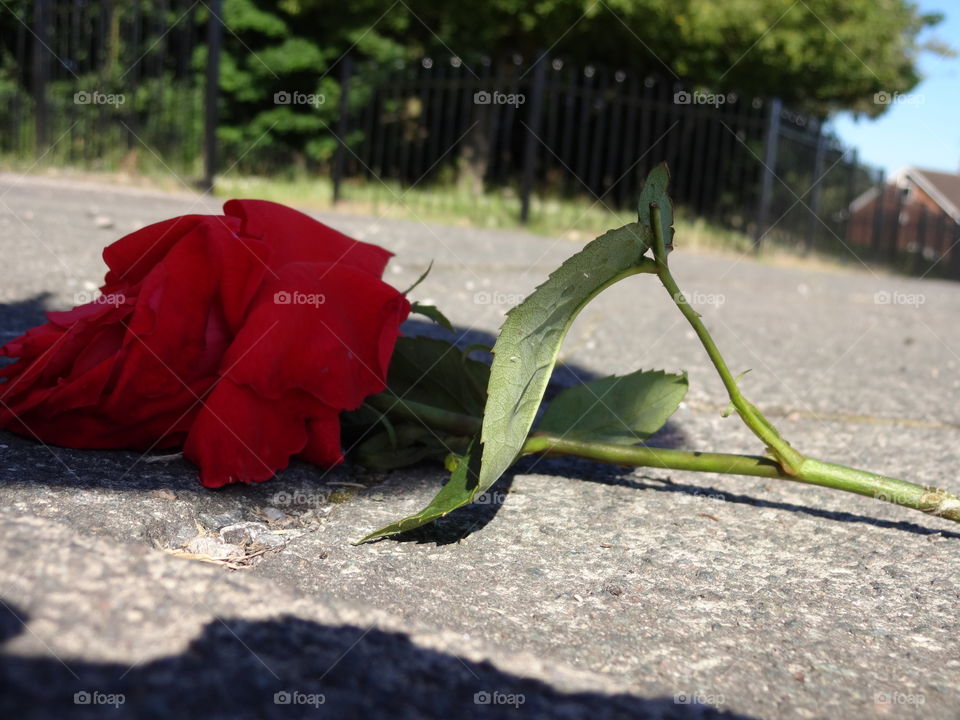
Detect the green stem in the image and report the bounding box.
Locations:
[366,395,960,524]
[523,435,960,522]
[649,203,806,475]
[366,393,481,438]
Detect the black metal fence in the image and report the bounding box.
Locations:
[0,0,206,176]
[5,0,955,276]
[331,54,875,250]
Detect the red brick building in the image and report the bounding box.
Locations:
[846,167,960,269]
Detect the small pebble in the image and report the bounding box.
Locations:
[252,533,286,550]
[259,507,289,524]
[197,512,239,532]
[184,536,243,560]
[220,521,269,545]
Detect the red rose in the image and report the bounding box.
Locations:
[0,200,410,487]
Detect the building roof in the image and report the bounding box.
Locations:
[890,166,960,222]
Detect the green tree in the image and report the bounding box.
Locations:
[208,0,947,181]
[392,0,946,115]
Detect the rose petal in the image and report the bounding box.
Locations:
[224,199,392,278]
[220,262,409,409]
[183,378,315,487]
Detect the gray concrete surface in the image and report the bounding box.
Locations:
[1,172,958,719]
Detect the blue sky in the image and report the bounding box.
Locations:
[829,1,959,176]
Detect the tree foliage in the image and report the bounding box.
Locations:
[208,0,946,166]
[0,0,949,168]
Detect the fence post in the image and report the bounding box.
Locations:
[949,218,960,279]
[912,205,927,275]
[31,0,49,153]
[889,185,905,265]
[841,148,858,242]
[332,55,353,204]
[519,54,548,223]
[753,97,781,250]
[805,121,826,254]
[202,0,223,192]
[871,171,886,259]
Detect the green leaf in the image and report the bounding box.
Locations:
[536,370,687,444]
[385,336,490,417]
[355,440,481,544]
[637,162,674,250]
[409,301,455,333]
[475,221,651,497]
[354,424,466,470]
[357,221,651,542]
[402,261,434,295]
[347,336,485,473]
[357,162,680,541]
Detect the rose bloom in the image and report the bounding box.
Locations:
[0,200,410,487]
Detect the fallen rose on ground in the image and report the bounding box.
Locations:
[0,200,410,487]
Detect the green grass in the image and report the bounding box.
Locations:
[215,174,758,252]
[1,158,851,267]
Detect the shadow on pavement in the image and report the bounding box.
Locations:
[0,602,753,720]
[583,472,960,540]
[0,295,51,358]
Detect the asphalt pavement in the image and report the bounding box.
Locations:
[1,172,958,719]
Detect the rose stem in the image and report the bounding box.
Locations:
[648,202,806,475]
[365,394,960,523]
[645,202,960,522]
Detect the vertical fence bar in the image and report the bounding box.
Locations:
[575,67,595,190]
[841,148,858,244]
[543,62,562,195]
[603,77,624,200]
[805,122,826,254]
[32,0,50,154]
[202,0,222,192]
[689,107,707,214]
[586,71,608,192]
[332,54,354,204]
[912,205,927,275]
[889,186,904,265]
[519,55,547,223]
[871,174,886,259]
[753,97,782,249]
[949,218,960,279]
[413,59,432,182]
[616,75,639,206]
